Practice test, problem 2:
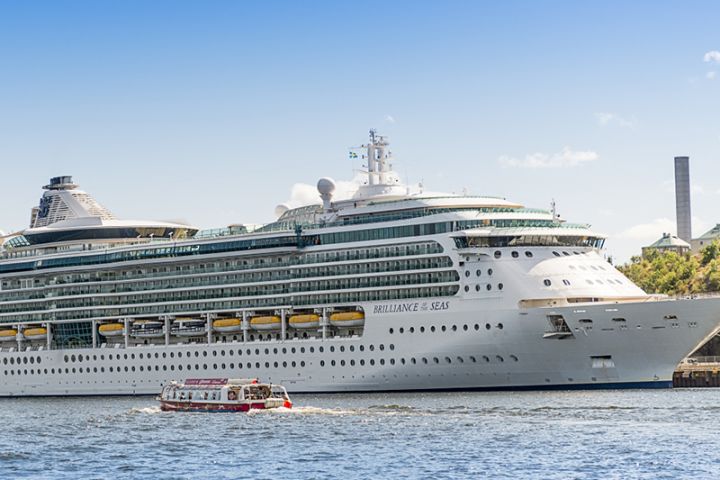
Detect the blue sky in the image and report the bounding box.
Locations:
[1,1,719,261]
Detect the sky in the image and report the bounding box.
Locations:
[0,1,719,262]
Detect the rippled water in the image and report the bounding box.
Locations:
[2,389,720,479]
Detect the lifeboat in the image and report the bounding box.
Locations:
[0,329,18,342]
[213,318,242,333]
[250,315,281,331]
[23,327,47,341]
[131,320,165,338]
[288,313,320,329]
[329,311,365,327]
[98,323,125,337]
[171,318,207,337]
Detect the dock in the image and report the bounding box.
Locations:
[673,356,720,387]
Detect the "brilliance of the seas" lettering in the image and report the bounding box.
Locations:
[373,301,450,314]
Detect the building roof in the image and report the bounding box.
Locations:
[696,224,720,241]
[646,233,691,249]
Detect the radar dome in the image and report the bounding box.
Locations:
[274,204,290,218]
[317,177,336,195]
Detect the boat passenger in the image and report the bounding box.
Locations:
[228,391,237,401]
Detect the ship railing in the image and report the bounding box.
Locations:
[683,356,720,365]
[669,292,720,300]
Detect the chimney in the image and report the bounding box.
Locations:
[674,156,691,243]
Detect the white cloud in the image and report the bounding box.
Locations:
[707,71,717,80]
[615,218,675,241]
[499,147,599,168]
[704,50,720,63]
[595,112,635,128]
[384,114,396,124]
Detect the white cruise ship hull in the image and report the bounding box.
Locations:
[2,296,718,396]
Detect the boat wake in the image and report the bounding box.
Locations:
[128,406,163,415]
[248,406,356,416]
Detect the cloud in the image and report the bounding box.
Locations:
[707,71,717,80]
[384,114,396,124]
[595,112,636,128]
[615,218,675,241]
[499,147,599,168]
[704,51,720,63]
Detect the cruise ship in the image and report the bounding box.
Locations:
[2,131,720,396]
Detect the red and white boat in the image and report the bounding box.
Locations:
[158,378,292,412]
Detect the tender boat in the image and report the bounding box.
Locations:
[23,327,48,341]
[98,323,125,337]
[288,313,320,329]
[329,311,365,327]
[171,318,206,336]
[158,378,292,412]
[250,315,281,331]
[130,320,165,338]
[0,329,17,342]
[212,318,242,333]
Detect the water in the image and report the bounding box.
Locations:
[1,389,719,479]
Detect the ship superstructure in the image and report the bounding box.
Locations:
[1,132,720,396]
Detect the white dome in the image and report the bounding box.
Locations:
[317,177,336,195]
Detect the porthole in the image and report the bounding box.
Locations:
[476,269,481,276]
[497,323,504,329]
[498,283,504,290]
[496,355,504,362]
[430,326,436,332]
[543,279,552,286]
[525,251,533,258]
[379,359,385,365]
[487,269,493,276]
[389,328,394,334]
[420,327,425,333]
[486,284,492,291]
[510,355,519,362]
[494,251,501,258]
[369,359,375,366]
[433,357,439,364]
[475,285,480,291]
[474,324,480,331]
[482,355,490,363]
[464,286,470,292]
[465,270,471,277]
[552,251,560,257]
[511,251,519,258]
[485,323,491,330]
[409,327,415,333]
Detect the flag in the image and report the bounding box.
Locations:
[349,152,358,159]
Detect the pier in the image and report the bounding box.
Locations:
[674,357,720,387]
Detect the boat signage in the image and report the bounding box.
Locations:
[373,301,450,314]
[184,378,228,386]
